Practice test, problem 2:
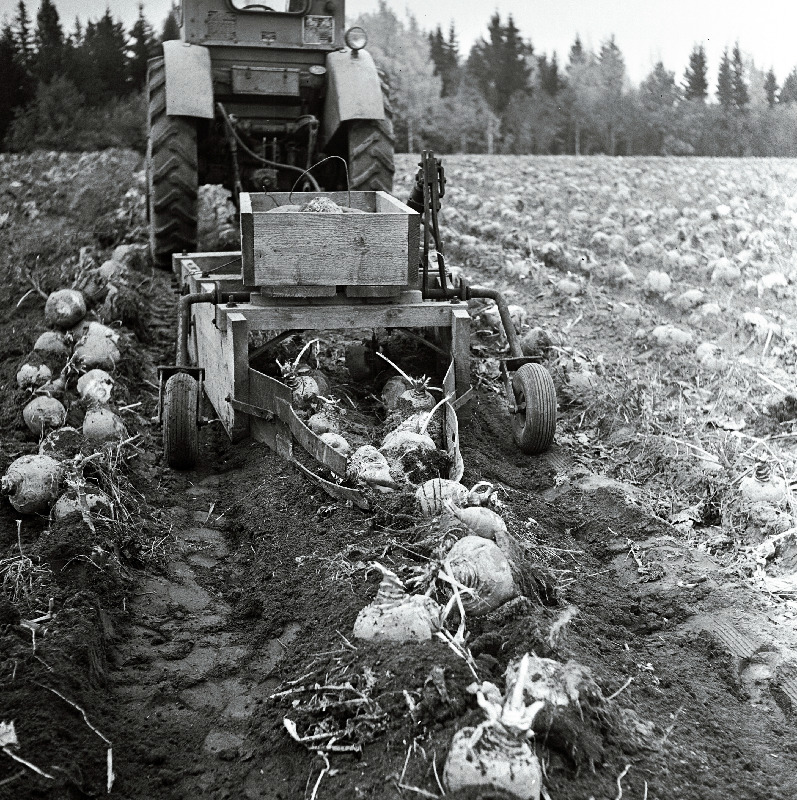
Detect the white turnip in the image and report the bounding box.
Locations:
[416,478,468,518]
[445,535,518,616]
[76,369,114,405]
[380,393,449,463]
[376,352,436,418]
[1,454,64,514]
[45,289,86,329]
[319,431,351,456]
[445,501,508,540]
[444,655,545,800]
[277,339,329,403]
[23,396,66,436]
[16,362,52,390]
[83,407,127,442]
[381,375,412,411]
[52,488,113,521]
[73,324,121,370]
[33,331,70,360]
[307,409,340,436]
[347,445,396,490]
[39,426,87,461]
[353,563,442,642]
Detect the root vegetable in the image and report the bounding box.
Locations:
[320,431,351,456]
[73,325,121,370]
[33,331,70,360]
[380,393,449,462]
[23,396,66,436]
[444,655,545,800]
[353,563,442,642]
[71,320,120,344]
[278,339,327,403]
[307,410,340,435]
[1,454,64,513]
[39,426,87,460]
[76,369,114,405]
[381,376,412,411]
[445,501,508,540]
[416,478,468,517]
[83,407,127,442]
[45,289,86,329]
[53,488,113,521]
[376,352,436,417]
[445,535,518,616]
[17,362,52,390]
[348,445,396,490]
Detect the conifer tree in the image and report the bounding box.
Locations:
[537,52,562,96]
[34,0,63,84]
[764,68,778,107]
[14,1,32,67]
[780,68,797,104]
[717,48,734,109]
[129,3,157,92]
[731,42,749,109]
[683,44,708,101]
[161,3,180,43]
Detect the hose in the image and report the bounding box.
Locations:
[216,102,321,191]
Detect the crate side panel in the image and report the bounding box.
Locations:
[251,214,409,286]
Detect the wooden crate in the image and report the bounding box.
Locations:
[240,191,419,289]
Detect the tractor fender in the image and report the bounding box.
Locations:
[162,40,214,119]
[322,49,385,144]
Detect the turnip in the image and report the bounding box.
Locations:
[44,289,86,329]
[39,426,87,461]
[76,369,114,405]
[353,563,442,642]
[445,535,518,616]
[307,409,340,435]
[277,339,329,404]
[23,396,66,436]
[33,331,70,360]
[1,454,64,514]
[416,478,469,518]
[444,655,545,800]
[71,320,120,344]
[376,352,436,418]
[380,393,449,462]
[52,487,113,521]
[319,431,351,456]
[381,375,412,411]
[73,323,121,370]
[17,362,52,390]
[83,406,127,442]
[347,445,396,490]
[444,500,508,540]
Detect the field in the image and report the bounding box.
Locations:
[2,150,797,800]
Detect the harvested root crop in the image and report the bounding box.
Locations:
[353,563,442,642]
[444,654,545,800]
[377,352,436,419]
[277,339,328,404]
[23,395,66,436]
[2,454,65,514]
[45,289,87,329]
[347,445,396,491]
[34,330,70,360]
[73,323,121,370]
[83,407,127,442]
[320,431,351,456]
[17,361,52,390]
[77,369,114,405]
[39,426,87,461]
[307,408,340,435]
[445,535,518,616]
[52,487,113,521]
[445,500,508,540]
[416,478,469,517]
[381,375,412,411]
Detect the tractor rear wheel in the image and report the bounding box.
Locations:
[347,71,394,192]
[163,373,200,469]
[147,57,198,270]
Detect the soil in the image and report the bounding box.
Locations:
[2,151,797,800]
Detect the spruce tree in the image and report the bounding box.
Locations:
[129,3,157,92]
[731,43,749,109]
[764,68,778,107]
[538,52,562,96]
[780,68,797,104]
[0,22,30,143]
[683,44,708,101]
[161,4,180,43]
[82,10,128,104]
[716,49,734,109]
[34,0,63,84]
[14,1,32,67]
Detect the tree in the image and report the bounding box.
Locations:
[161,3,180,43]
[764,68,778,107]
[780,68,797,104]
[638,62,681,154]
[81,10,128,105]
[34,0,63,84]
[683,44,708,101]
[537,52,563,96]
[564,35,601,154]
[13,1,32,67]
[0,22,30,143]
[717,48,734,109]
[467,13,532,115]
[428,22,460,97]
[732,42,749,109]
[129,4,157,92]
[596,35,626,154]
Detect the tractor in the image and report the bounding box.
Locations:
[146,0,394,268]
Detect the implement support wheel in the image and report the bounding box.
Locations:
[511,363,557,454]
[163,373,199,469]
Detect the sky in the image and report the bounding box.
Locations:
[2,0,796,87]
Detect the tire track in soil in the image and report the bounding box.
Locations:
[108,468,300,796]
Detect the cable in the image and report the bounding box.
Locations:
[216,102,321,191]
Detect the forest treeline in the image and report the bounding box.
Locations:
[2,0,797,156]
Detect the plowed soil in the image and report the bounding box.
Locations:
[2,151,797,800]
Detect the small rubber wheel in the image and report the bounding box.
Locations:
[163,373,199,469]
[511,363,557,454]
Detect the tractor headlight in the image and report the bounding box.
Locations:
[344,26,367,51]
